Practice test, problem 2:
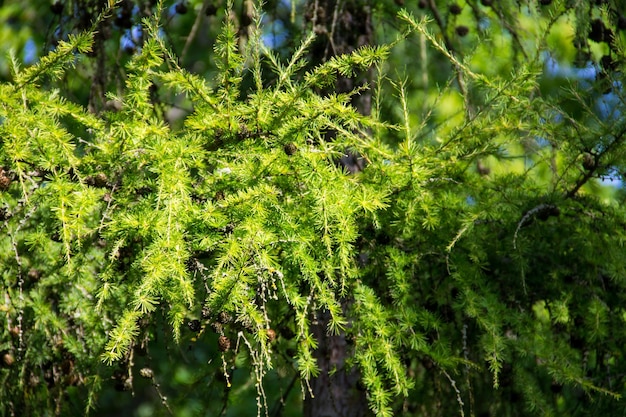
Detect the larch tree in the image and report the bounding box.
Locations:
[2,1,626,417]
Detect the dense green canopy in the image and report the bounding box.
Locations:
[1,0,626,416]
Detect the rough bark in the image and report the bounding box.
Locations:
[304,309,366,417]
[303,1,374,416]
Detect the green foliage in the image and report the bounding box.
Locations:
[0,1,389,414]
[2,0,626,416]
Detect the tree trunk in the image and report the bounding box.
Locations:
[304,309,367,417]
[303,1,373,416]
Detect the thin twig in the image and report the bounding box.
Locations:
[270,374,298,417]
[148,371,175,416]
[442,368,466,417]
[7,204,37,357]
[426,0,469,103]
[180,0,210,63]
[565,125,626,198]
[513,204,556,249]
